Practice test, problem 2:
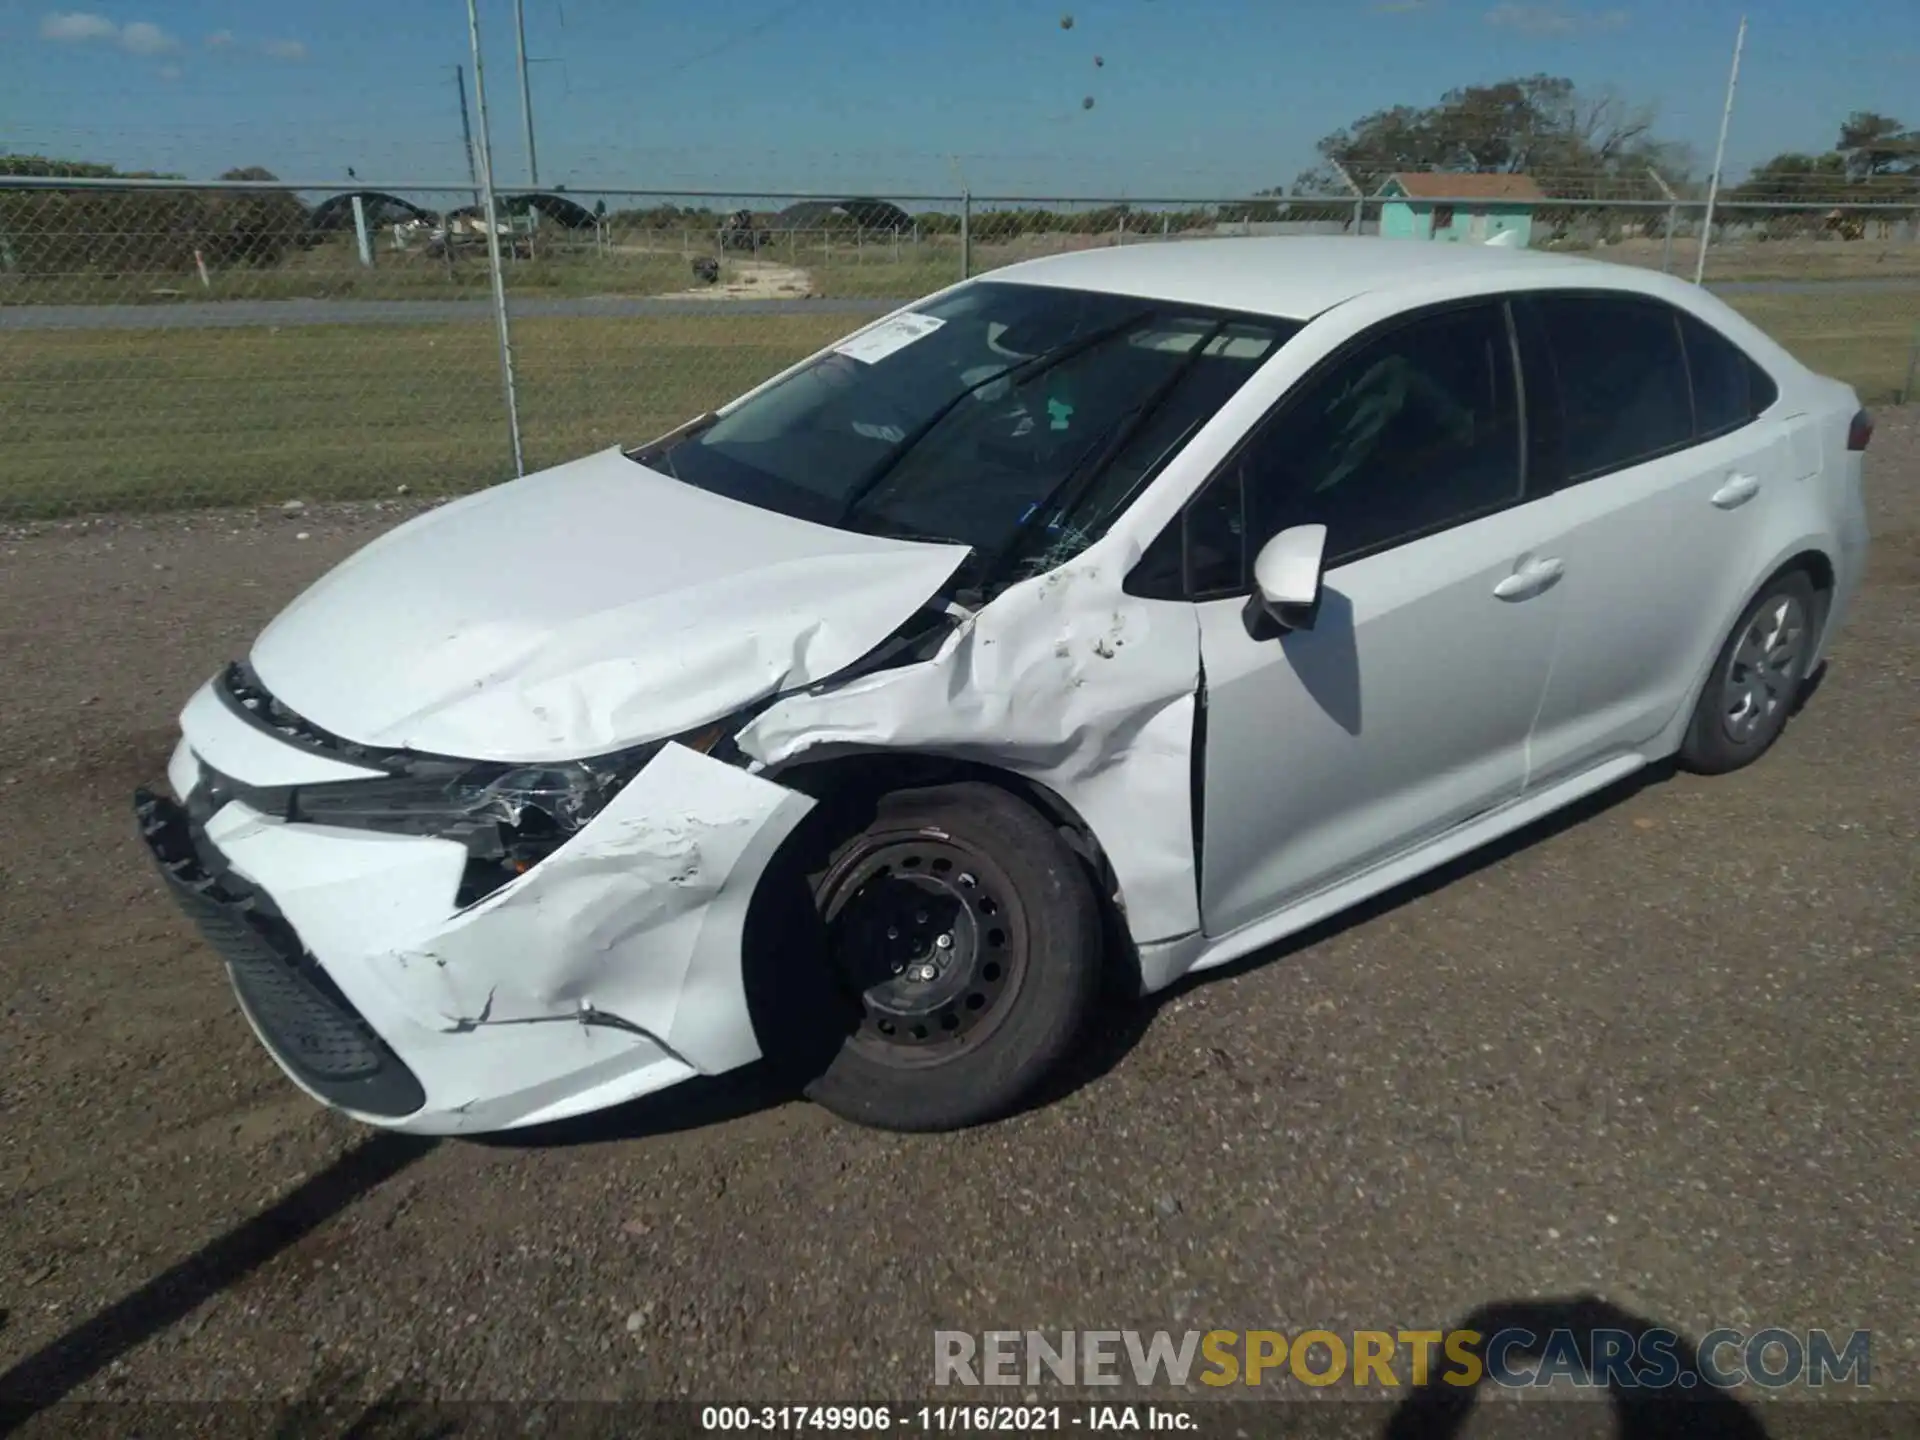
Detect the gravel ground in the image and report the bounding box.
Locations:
[0,418,1915,1430]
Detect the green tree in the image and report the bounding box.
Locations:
[1731,151,1848,205]
[0,154,182,179]
[1291,76,1691,198]
[1835,111,1919,180]
[0,157,306,277]
[203,166,309,266]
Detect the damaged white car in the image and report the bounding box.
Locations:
[136,237,1871,1135]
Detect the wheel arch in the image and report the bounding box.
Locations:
[753,749,1142,988]
[1744,544,1837,653]
[1661,541,1837,757]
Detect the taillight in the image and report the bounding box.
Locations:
[1848,409,1874,452]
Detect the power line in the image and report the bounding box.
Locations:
[563,0,809,99]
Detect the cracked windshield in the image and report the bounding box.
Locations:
[636,280,1298,583]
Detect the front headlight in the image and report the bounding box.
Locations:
[291,752,649,839]
[287,721,731,904]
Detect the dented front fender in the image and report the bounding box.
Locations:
[737,551,1205,947]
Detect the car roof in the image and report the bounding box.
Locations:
[983,235,1618,321]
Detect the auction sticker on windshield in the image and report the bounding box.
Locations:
[834,312,946,365]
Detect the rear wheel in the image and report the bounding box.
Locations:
[1679,570,1817,775]
[795,782,1102,1132]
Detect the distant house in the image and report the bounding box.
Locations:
[1377,173,1543,246]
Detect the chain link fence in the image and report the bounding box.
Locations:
[4,174,1919,520]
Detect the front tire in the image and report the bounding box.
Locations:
[1679,570,1818,775]
[796,782,1103,1132]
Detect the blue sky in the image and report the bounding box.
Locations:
[2,0,1916,197]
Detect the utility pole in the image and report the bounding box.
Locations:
[1695,13,1748,287]
[514,0,539,187]
[466,0,525,477]
[454,64,481,210]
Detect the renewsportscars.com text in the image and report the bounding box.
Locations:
[933,1328,1872,1390]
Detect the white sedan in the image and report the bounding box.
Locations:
[136,237,1872,1134]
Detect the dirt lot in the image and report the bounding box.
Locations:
[1,415,1916,1426]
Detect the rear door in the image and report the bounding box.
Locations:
[1516,292,1791,786]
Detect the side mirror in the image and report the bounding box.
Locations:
[1248,524,1327,635]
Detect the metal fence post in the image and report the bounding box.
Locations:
[350,195,374,268]
[1330,158,1364,236]
[466,0,525,477]
[1647,167,1679,275]
[960,189,972,280]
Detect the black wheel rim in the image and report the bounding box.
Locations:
[815,831,1028,1066]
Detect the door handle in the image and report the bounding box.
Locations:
[1493,555,1564,601]
[1711,473,1761,509]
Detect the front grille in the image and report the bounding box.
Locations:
[216,661,398,769]
[133,787,426,1118]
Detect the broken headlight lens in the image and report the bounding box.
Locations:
[288,722,732,893]
[290,750,647,848]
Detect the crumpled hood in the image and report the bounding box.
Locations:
[249,447,972,762]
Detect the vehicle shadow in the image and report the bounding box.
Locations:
[471,1060,799,1149]
[1014,755,1684,1118]
[0,1133,438,1428]
[1379,1294,1771,1439]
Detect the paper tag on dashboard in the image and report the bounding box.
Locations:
[833,313,946,365]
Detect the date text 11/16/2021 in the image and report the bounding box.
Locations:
[699,1405,1197,1431]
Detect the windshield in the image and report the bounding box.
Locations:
[631,280,1301,589]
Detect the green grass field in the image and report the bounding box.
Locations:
[9,226,1920,310]
[1,290,1914,520]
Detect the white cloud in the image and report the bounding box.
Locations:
[118,20,176,53]
[158,62,181,80]
[40,11,118,41]
[205,28,233,47]
[1484,3,1628,34]
[39,10,180,52]
[261,37,307,59]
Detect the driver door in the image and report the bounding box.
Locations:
[1185,298,1568,938]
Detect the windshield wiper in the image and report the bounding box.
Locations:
[833,307,1158,528]
[629,410,719,477]
[847,520,966,546]
[978,319,1228,594]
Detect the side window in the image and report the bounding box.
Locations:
[1678,310,1779,430]
[1185,467,1245,596]
[1679,311,1759,438]
[1232,301,1524,572]
[1510,295,1567,495]
[1533,294,1692,480]
[1126,467,1244,599]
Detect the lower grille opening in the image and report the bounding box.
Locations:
[134,788,427,1118]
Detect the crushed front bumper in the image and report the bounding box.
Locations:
[137,679,816,1135]
[135,788,429,1118]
